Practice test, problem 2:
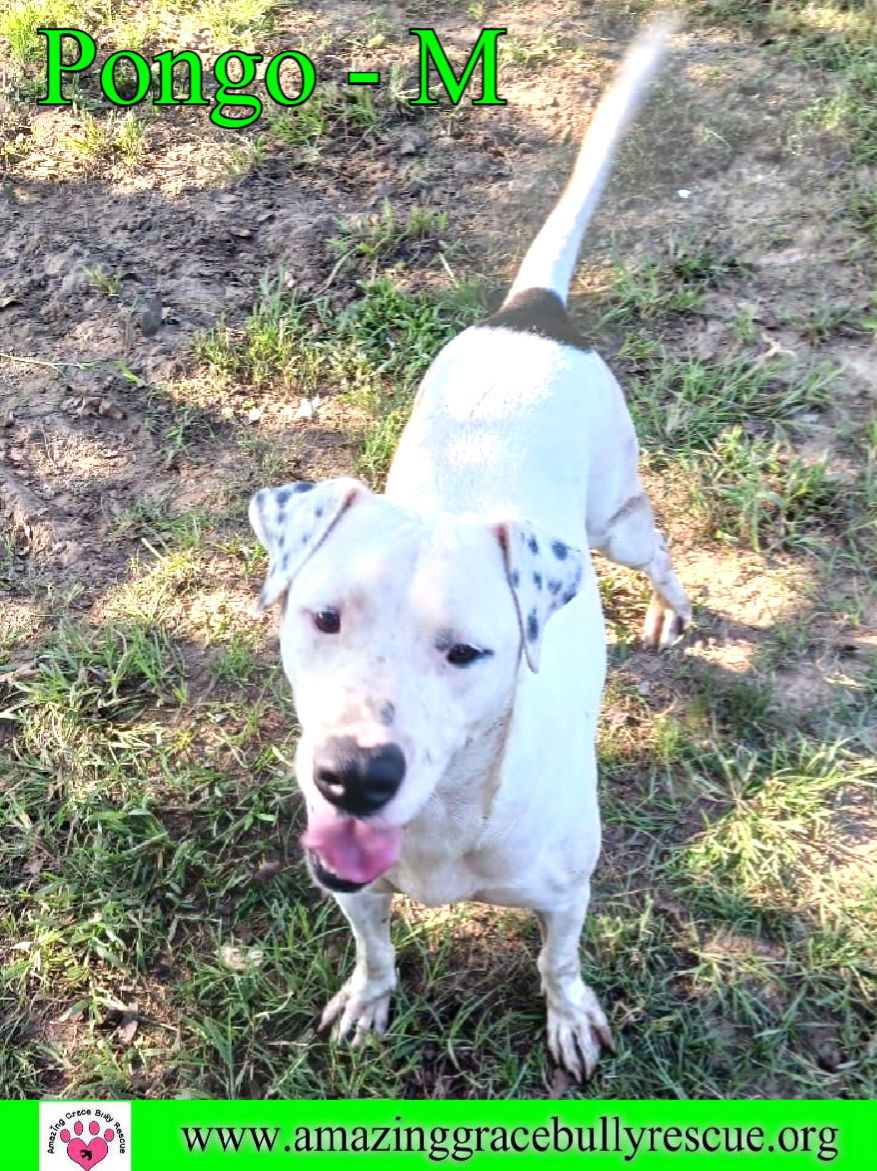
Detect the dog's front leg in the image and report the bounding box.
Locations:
[535,897,613,1081]
[320,889,396,1045]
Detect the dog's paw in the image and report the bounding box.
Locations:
[642,597,690,651]
[546,985,614,1082]
[319,974,395,1046]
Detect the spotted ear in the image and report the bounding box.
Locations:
[248,477,367,608]
[495,521,586,672]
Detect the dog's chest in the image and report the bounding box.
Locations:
[386,788,490,906]
[383,778,598,911]
[387,839,593,911]
[389,850,531,909]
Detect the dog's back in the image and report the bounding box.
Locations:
[385,20,676,539]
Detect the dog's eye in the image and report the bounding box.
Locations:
[313,609,341,634]
[446,644,483,667]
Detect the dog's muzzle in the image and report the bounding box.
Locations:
[313,736,406,816]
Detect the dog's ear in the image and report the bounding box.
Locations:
[494,521,586,672]
[249,477,368,608]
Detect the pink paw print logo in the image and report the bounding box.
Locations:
[58,1121,115,1169]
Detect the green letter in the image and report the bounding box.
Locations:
[212,51,263,129]
[264,50,316,106]
[37,28,96,106]
[153,50,209,106]
[101,50,151,106]
[409,27,506,106]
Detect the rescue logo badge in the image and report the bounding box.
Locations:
[40,1104,131,1171]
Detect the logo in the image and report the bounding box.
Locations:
[39,1104,131,1171]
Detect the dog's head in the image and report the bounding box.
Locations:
[249,477,585,891]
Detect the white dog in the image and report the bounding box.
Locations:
[249,21,690,1081]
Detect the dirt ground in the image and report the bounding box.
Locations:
[1,0,875,1100]
[2,4,874,625]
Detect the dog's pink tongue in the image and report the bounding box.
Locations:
[303,815,401,884]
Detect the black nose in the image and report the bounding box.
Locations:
[313,737,406,816]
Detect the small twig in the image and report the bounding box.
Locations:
[320,250,351,292]
[0,350,104,372]
[438,250,459,287]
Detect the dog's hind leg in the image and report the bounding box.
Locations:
[319,890,396,1045]
[535,898,613,1081]
[591,488,691,650]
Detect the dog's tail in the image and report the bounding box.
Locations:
[505,17,677,305]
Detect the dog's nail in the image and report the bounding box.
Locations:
[597,1024,616,1053]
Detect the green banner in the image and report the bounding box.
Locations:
[13,1099,875,1170]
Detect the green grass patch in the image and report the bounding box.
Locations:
[67,111,148,166]
[680,740,855,897]
[596,712,877,1097]
[328,200,450,283]
[215,75,413,179]
[5,620,188,794]
[196,273,485,483]
[600,242,747,323]
[688,427,841,553]
[0,1,105,67]
[193,0,276,46]
[109,498,208,551]
[621,342,834,454]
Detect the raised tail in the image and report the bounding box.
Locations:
[505,17,678,305]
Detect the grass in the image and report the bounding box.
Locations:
[844,185,877,241]
[266,84,383,152]
[620,344,834,452]
[193,0,276,46]
[585,228,873,560]
[15,619,186,723]
[84,266,123,297]
[328,200,450,282]
[67,112,147,166]
[0,1,102,66]
[599,242,749,322]
[503,30,575,68]
[211,78,412,180]
[686,428,840,553]
[109,498,208,550]
[676,1,877,167]
[196,272,484,483]
[7,623,870,1097]
[1,0,876,1103]
[594,693,876,1089]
